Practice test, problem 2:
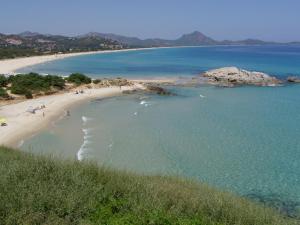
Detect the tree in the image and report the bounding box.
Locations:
[67,73,91,85]
[0,75,8,87]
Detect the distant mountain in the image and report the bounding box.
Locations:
[174,31,217,46]
[18,31,43,37]
[81,31,287,47]
[81,31,217,47]
[0,30,299,60]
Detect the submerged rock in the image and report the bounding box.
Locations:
[145,85,174,96]
[287,76,300,83]
[201,67,280,86]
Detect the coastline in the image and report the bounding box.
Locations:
[0,48,153,74]
[0,85,139,147]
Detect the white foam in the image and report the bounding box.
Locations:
[134,112,138,116]
[82,128,93,135]
[77,138,92,161]
[17,140,24,148]
[82,116,93,125]
[77,146,86,161]
[77,128,93,161]
[199,94,206,98]
[140,100,151,107]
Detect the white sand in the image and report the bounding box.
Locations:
[0,47,174,147]
[0,48,149,74]
[0,86,139,147]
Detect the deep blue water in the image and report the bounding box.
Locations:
[19,45,300,78]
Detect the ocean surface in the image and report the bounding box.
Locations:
[19,45,300,78]
[20,46,300,215]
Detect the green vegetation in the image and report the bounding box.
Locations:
[8,73,65,98]
[0,87,8,98]
[0,146,297,225]
[67,73,92,85]
[92,79,101,84]
[0,75,8,87]
[0,47,41,59]
[0,33,125,59]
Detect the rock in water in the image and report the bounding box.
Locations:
[201,67,280,86]
[287,76,300,83]
[146,85,174,95]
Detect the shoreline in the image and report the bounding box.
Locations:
[0,85,140,147]
[0,48,155,74]
[0,45,228,75]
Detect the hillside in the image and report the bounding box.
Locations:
[0,31,298,59]
[0,146,297,225]
[0,33,125,59]
[81,31,285,47]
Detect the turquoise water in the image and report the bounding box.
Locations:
[19,45,300,78]
[21,46,300,216]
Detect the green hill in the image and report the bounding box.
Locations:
[0,146,297,225]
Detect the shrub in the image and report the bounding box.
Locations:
[24,90,33,99]
[92,79,101,84]
[0,87,8,98]
[10,73,66,97]
[0,147,298,225]
[10,73,50,94]
[0,75,8,87]
[44,75,65,89]
[67,73,91,85]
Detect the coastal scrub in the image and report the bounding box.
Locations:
[0,146,297,225]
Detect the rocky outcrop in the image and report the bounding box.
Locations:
[287,76,300,83]
[201,67,280,86]
[92,78,133,87]
[145,85,174,96]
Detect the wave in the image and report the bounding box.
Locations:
[140,100,150,107]
[199,94,206,98]
[17,140,24,148]
[77,128,93,161]
[82,128,93,136]
[82,116,93,125]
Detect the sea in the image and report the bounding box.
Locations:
[19,45,300,216]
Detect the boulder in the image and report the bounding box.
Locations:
[146,85,174,96]
[201,67,280,86]
[287,76,300,83]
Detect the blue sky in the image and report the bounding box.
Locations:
[1,0,299,42]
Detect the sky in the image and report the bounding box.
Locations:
[0,0,299,42]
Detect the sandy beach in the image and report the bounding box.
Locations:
[0,48,176,148]
[0,85,141,147]
[0,48,150,74]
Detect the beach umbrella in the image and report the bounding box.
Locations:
[0,117,7,124]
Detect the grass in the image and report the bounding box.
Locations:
[0,146,297,225]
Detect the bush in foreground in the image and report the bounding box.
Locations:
[0,147,297,225]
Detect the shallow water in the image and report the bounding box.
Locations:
[22,85,300,210]
[20,46,300,215]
